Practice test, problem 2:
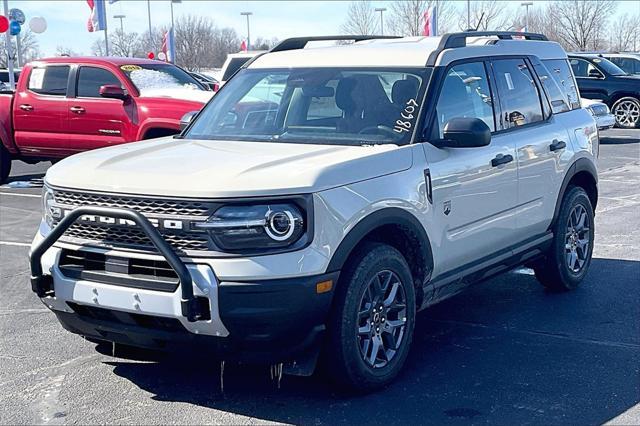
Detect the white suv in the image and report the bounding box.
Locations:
[30,32,599,392]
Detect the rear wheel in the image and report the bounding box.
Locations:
[612,97,640,129]
[534,186,594,291]
[0,144,11,184]
[325,242,416,392]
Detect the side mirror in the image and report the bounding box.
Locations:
[179,110,199,131]
[438,117,491,148]
[588,68,603,79]
[99,84,128,100]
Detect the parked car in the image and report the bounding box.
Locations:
[0,68,20,91]
[582,98,616,130]
[0,57,213,183]
[219,51,265,86]
[568,53,640,128]
[31,32,598,392]
[600,52,640,75]
[188,71,219,91]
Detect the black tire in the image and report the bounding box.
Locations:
[612,96,640,129]
[0,144,11,184]
[325,242,416,392]
[534,186,594,291]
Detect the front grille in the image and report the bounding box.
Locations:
[67,302,187,332]
[51,189,215,255]
[54,190,212,217]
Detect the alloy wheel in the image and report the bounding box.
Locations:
[613,99,640,127]
[357,270,408,368]
[565,204,591,273]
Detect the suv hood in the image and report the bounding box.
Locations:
[46,138,412,198]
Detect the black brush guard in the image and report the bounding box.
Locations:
[29,206,207,322]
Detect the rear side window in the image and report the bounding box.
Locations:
[533,63,570,114]
[492,59,544,128]
[28,66,70,96]
[542,59,581,110]
[77,66,122,98]
[609,57,640,74]
[435,62,495,138]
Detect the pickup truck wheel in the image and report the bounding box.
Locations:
[612,97,640,128]
[534,186,594,291]
[0,144,11,184]
[325,242,416,393]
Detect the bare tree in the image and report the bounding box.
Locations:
[55,45,80,57]
[341,1,378,35]
[549,0,617,51]
[610,13,640,52]
[109,29,144,57]
[173,15,216,70]
[387,0,455,36]
[252,36,279,50]
[210,27,241,67]
[457,0,512,31]
[0,30,40,67]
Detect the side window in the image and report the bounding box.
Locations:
[533,63,570,114]
[569,58,602,78]
[435,62,495,138]
[77,67,122,98]
[28,66,70,96]
[542,59,581,110]
[492,59,544,128]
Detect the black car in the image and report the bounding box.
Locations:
[568,53,640,128]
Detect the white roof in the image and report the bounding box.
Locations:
[249,35,568,69]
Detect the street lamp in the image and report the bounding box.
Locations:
[113,14,126,33]
[240,11,252,50]
[374,7,386,35]
[170,0,181,30]
[521,1,533,32]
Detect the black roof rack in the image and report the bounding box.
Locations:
[270,35,402,53]
[426,30,548,66]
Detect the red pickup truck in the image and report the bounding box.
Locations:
[0,57,213,183]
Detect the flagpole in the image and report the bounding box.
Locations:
[2,0,15,89]
[147,0,153,51]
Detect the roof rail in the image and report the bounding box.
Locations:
[426,30,548,66]
[270,35,402,53]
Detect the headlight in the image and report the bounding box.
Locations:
[41,185,60,228]
[196,202,308,252]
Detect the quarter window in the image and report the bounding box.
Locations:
[533,63,570,114]
[435,62,495,138]
[492,59,544,128]
[28,66,70,96]
[542,59,581,110]
[77,67,122,98]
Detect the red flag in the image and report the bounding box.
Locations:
[422,7,437,36]
[240,39,247,52]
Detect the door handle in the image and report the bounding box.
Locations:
[549,139,566,152]
[69,106,85,114]
[491,153,514,167]
[19,104,33,111]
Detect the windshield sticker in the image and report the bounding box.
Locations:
[120,65,142,72]
[393,98,419,134]
[29,68,45,89]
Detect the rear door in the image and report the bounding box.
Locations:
[13,64,70,157]
[67,65,134,152]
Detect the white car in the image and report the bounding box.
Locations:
[582,98,616,130]
[218,51,266,87]
[31,32,599,392]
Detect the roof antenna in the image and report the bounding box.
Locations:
[474,12,485,32]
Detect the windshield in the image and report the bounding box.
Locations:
[120,64,205,94]
[185,67,429,146]
[591,57,627,76]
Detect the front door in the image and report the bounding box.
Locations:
[13,65,70,157]
[423,61,518,274]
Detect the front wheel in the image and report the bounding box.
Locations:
[612,97,640,129]
[325,242,416,392]
[533,186,594,291]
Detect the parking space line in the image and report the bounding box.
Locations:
[0,241,31,247]
[0,192,41,198]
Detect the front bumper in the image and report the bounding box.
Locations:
[30,206,338,364]
[594,113,616,130]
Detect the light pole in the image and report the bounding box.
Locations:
[374,7,386,35]
[147,0,153,51]
[170,0,181,30]
[467,0,471,30]
[114,14,125,33]
[240,11,252,50]
[521,1,533,32]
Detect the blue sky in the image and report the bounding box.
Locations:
[10,0,639,56]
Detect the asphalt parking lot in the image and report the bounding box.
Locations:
[0,129,638,425]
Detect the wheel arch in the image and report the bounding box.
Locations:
[610,92,639,107]
[326,208,434,306]
[550,158,598,228]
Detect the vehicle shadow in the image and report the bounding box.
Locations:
[106,257,640,425]
[600,135,640,145]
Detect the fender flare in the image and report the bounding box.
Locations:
[325,207,434,278]
[550,157,598,227]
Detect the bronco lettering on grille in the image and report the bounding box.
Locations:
[63,211,185,231]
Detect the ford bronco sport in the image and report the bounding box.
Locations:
[30,32,598,392]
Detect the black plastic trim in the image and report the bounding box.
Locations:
[271,35,401,52]
[550,158,598,227]
[30,206,205,322]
